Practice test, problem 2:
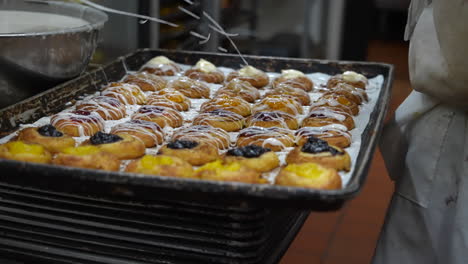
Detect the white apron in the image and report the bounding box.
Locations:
[373,1,468,263]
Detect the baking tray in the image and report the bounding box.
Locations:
[0,49,394,211]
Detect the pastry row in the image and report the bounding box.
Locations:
[0,125,349,190]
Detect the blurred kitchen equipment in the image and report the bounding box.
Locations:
[0,0,107,109]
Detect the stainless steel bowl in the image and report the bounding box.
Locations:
[0,0,108,109]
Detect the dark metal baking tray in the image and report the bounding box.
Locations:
[0,49,394,211]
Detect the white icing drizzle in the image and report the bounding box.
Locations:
[101,83,146,105]
[132,105,183,128]
[147,90,191,111]
[246,111,296,129]
[75,96,126,120]
[216,79,260,102]
[308,106,349,122]
[50,111,105,137]
[193,109,244,127]
[124,72,167,91]
[237,126,294,151]
[172,125,231,149]
[253,95,303,116]
[111,119,164,145]
[200,96,251,116]
[295,126,351,143]
[167,77,210,98]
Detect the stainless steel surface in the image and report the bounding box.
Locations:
[0,0,107,109]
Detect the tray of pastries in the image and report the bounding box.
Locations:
[0,49,393,210]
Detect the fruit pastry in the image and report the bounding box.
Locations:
[184,59,225,84]
[226,65,269,88]
[159,140,219,166]
[140,56,182,76]
[0,141,52,164]
[272,69,313,92]
[17,125,75,153]
[51,110,105,137]
[224,145,280,173]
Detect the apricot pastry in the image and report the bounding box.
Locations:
[185,59,224,84]
[140,56,182,76]
[159,140,219,166]
[272,69,313,92]
[146,90,191,111]
[245,111,299,130]
[125,155,194,178]
[276,163,342,190]
[167,77,210,99]
[0,141,52,164]
[75,96,126,120]
[51,110,105,137]
[301,106,355,131]
[236,126,295,152]
[172,125,231,150]
[53,145,120,171]
[264,83,311,105]
[123,72,167,92]
[252,95,303,116]
[200,95,251,117]
[327,71,368,90]
[311,94,359,116]
[195,160,262,184]
[286,137,351,172]
[324,83,368,105]
[132,105,184,128]
[224,145,279,173]
[226,65,269,88]
[111,120,164,148]
[215,79,260,103]
[192,109,244,132]
[102,83,146,105]
[17,125,75,153]
[82,132,146,160]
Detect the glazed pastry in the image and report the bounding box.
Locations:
[302,106,355,131]
[75,96,126,120]
[226,65,269,88]
[158,140,219,166]
[83,132,145,160]
[53,145,120,171]
[132,105,183,128]
[215,79,260,103]
[295,126,352,149]
[195,160,262,184]
[51,110,105,137]
[272,69,313,92]
[327,71,368,90]
[185,59,225,84]
[311,94,359,116]
[276,163,342,190]
[167,77,210,99]
[264,83,311,105]
[286,136,351,171]
[245,111,299,130]
[192,109,244,132]
[224,145,280,173]
[252,95,303,116]
[147,90,191,111]
[125,155,194,178]
[236,126,295,152]
[17,125,75,153]
[111,119,164,148]
[102,83,146,105]
[172,125,231,149]
[324,83,368,105]
[200,95,251,117]
[123,72,167,92]
[140,56,182,76]
[0,141,52,164]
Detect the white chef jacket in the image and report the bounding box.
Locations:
[373,0,468,263]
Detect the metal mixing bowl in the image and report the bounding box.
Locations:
[0,0,108,109]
